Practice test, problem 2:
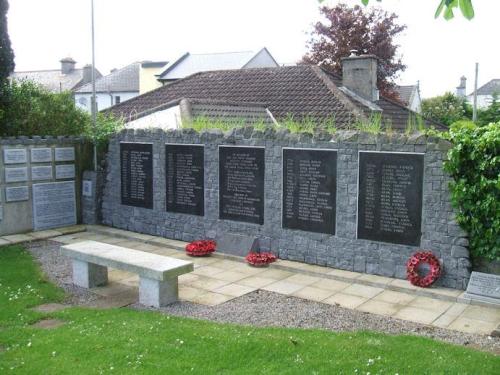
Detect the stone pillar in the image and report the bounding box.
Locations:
[81,170,104,224]
[72,260,108,288]
[139,277,179,307]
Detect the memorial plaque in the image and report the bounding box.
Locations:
[464,272,500,303]
[165,144,204,216]
[5,167,28,183]
[82,180,92,197]
[357,152,424,246]
[54,147,75,161]
[31,148,52,163]
[31,166,53,181]
[120,143,153,208]
[55,164,75,179]
[282,148,337,234]
[5,186,29,202]
[33,181,76,230]
[3,148,27,164]
[219,146,265,224]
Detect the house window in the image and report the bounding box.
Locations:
[78,97,88,107]
[115,96,121,104]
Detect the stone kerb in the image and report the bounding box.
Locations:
[101,127,470,289]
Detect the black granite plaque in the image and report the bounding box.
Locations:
[120,143,153,209]
[358,152,424,246]
[282,148,337,234]
[219,146,265,224]
[166,144,204,216]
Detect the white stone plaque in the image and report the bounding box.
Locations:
[55,164,75,179]
[54,147,75,161]
[3,148,27,164]
[31,148,52,163]
[6,186,29,202]
[82,180,92,197]
[33,181,76,230]
[31,166,53,181]
[464,272,500,305]
[5,167,28,183]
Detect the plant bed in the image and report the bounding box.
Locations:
[185,240,216,257]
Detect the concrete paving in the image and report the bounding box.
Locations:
[4,224,499,336]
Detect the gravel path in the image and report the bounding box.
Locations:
[27,240,500,355]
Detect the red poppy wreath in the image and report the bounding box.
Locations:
[406,251,442,288]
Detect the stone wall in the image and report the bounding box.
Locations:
[0,136,92,236]
[101,128,471,289]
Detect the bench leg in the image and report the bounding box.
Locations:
[72,260,108,288]
[139,276,178,307]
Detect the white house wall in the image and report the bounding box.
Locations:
[125,105,182,129]
[244,49,279,68]
[466,94,494,109]
[75,91,138,112]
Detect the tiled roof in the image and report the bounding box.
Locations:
[470,79,500,96]
[10,68,100,93]
[107,65,444,131]
[157,49,277,81]
[395,85,417,105]
[75,62,140,93]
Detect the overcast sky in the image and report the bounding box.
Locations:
[7,0,498,98]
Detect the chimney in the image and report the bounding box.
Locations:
[60,57,76,74]
[82,64,93,84]
[456,76,467,97]
[341,54,379,101]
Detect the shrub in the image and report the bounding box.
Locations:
[421,92,468,126]
[0,80,89,136]
[444,121,500,261]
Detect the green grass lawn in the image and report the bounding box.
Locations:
[0,245,498,374]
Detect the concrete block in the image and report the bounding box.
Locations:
[139,276,178,307]
[72,260,108,288]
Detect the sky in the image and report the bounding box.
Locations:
[6,0,499,98]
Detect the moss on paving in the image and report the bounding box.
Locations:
[0,245,498,374]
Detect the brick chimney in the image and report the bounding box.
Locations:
[341,54,379,102]
[60,57,76,74]
[456,76,467,98]
[82,64,93,85]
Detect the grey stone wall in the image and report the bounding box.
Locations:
[101,128,471,289]
[0,136,93,236]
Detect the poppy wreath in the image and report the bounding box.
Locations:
[185,240,216,257]
[245,251,277,267]
[406,251,442,288]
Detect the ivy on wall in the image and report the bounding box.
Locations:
[444,121,500,261]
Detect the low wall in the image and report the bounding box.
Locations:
[0,136,92,236]
[101,128,471,289]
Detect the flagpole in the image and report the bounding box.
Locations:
[91,0,97,170]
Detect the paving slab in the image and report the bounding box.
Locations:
[190,292,234,306]
[262,280,305,295]
[357,300,402,317]
[238,276,281,288]
[0,238,12,246]
[292,286,336,302]
[179,286,205,301]
[408,296,453,314]
[188,276,231,291]
[373,290,416,305]
[192,265,226,277]
[84,290,138,309]
[257,269,294,280]
[32,319,66,329]
[214,283,257,297]
[2,234,33,244]
[432,314,459,329]
[32,303,68,313]
[394,306,442,325]
[447,316,498,335]
[444,303,469,317]
[91,282,133,297]
[283,274,321,286]
[56,225,86,235]
[342,284,384,299]
[461,305,500,323]
[311,278,350,292]
[29,230,63,240]
[323,293,368,309]
[212,270,248,283]
[327,269,361,280]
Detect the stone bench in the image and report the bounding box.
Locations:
[60,240,193,307]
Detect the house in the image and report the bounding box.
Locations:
[106,55,445,132]
[465,78,500,108]
[10,57,101,93]
[74,62,141,112]
[395,84,421,113]
[140,61,168,94]
[156,48,279,83]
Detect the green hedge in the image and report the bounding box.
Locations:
[444,121,500,261]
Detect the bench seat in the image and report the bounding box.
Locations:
[60,240,193,307]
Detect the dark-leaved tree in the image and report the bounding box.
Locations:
[303,4,406,100]
[0,0,15,84]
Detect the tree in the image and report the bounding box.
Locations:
[421,92,469,126]
[0,0,15,84]
[303,3,406,99]
[348,0,475,20]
